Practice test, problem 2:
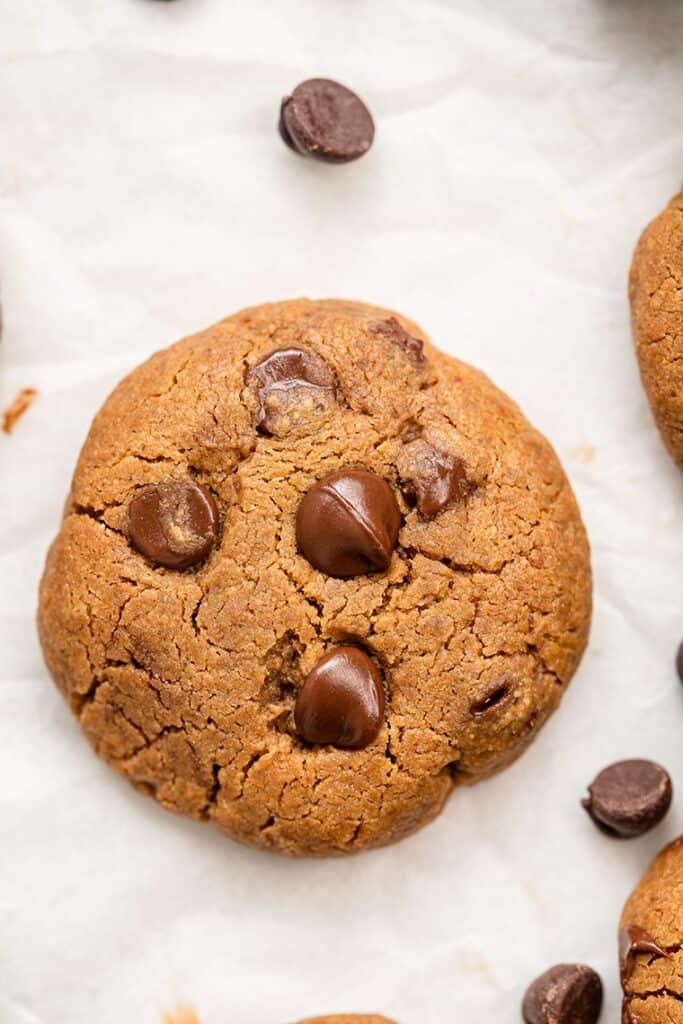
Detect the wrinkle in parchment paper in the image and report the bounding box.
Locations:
[3,2,683,1023]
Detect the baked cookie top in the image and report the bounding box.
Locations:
[620,836,683,1023]
[297,1017,394,1024]
[163,1012,393,1024]
[38,299,591,856]
[630,192,683,469]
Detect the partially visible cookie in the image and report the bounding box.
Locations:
[630,192,683,468]
[163,1013,393,1024]
[297,1017,394,1024]
[619,836,683,1023]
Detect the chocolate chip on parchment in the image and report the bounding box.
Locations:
[296,468,401,578]
[246,347,337,436]
[522,964,603,1024]
[295,645,385,749]
[279,78,375,164]
[619,924,669,985]
[582,759,672,838]
[371,317,426,365]
[399,440,469,518]
[676,639,683,684]
[128,479,219,569]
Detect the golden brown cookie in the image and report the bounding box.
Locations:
[163,1013,392,1024]
[619,837,683,1023]
[630,192,683,468]
[38,298,591,856]
[297,1017,394,1024]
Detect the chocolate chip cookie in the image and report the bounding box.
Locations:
[297,1017,394,1024]
[619,836,683,1023]
[630,192,683,469]
[38,298,591,856]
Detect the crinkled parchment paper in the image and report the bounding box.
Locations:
[2,1,683,1021]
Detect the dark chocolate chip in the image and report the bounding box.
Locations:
[278,107,298,152]
[582,759,672,838]
[399,440,469,518]
[279,78,375,164]
[676,639,683,683]
[522,964,603,1024]
[619,924,669,985]
[295,645,385,749]
[128,479,218,569]
[246,347,337,436]
[296,468,401,578]
[470,677,514,716]
[371,317,426,365]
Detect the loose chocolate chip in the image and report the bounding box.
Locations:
[128,479,219,569]
[296,468,401,578]
[522,964,603,1024]
[371,317,426,365]
[294,645,385,749]
[399,440,469,518]
[676,639,683,683]
[619,925,669,984]
[279,78,375,164]
[582,759,672,838]
[246,347,337,436]
[470,677,513,716]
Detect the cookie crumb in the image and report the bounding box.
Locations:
[163,1008,200,1024]
[568,443,596,464]
[2,387,37,434]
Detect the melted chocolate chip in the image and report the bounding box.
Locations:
[582,759,673,838]
[371,317,426,365]
[246,347,336,436]
[399,440,469,518]
[470,677,514,716]
[522,964,603,1024]
[619,925,669,984]
[294,645,385,749]
[279,78,375,164]
[296,468,401,578]
[128,479,218,569]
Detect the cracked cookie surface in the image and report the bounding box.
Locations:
[630,192,683,469]
[620,837,683,1023]
[38,298,591,856]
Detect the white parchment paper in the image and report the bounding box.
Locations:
[3,1,683,1021]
